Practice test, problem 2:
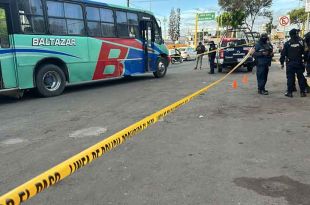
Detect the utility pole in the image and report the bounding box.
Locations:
[194,13,198,48]
[127,0,129,7]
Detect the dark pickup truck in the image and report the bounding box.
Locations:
[216,38,255,72]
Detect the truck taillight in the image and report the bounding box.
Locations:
[220,50,224,59]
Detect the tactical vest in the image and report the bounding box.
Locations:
[287,39,304,62]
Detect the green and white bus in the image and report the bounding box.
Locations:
[0,0,169,97]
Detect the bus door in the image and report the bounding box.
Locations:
[0,2,17,90]
[141,20,155,72]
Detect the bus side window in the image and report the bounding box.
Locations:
[127,13,139,38]
[100,8,116,37]
[64,3,85,35]
[47,1,85,36]
[0,8,9,48]
[86,7,101,37]
[18,0,46,34]
[116,11,129,37]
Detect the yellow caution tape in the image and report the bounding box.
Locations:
[169,43,254,59]
[0,48,254,205]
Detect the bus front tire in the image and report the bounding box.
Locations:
[35,64,66,97]
[153,58,168,78]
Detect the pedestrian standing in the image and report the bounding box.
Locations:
[280,29,307,98]
[194,42,206,70]
[253,33,274,95]
[208,41,217,74]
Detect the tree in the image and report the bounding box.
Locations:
[288,8,307,29]
[168,8,181,42]
[265,15,276,34]
[218,0,272,31]
[217,10,246,29]
[176,8,181,41]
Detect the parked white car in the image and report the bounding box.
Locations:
[179,47,197,61]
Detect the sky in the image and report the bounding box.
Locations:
[98,0,303,35]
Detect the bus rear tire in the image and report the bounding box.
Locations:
[35,64,66,97]
[153,58,168,78]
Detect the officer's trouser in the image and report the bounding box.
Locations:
[209,57,215,73]
[286,62,306,93]
[195,55,203,69]
[256,64,269,91]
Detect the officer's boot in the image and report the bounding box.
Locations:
[285,92,293,98]
[258,90,269,95]
[301,92,307,97]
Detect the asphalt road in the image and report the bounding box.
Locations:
[1,59,310,205]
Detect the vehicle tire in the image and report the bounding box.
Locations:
[153,57,168,78]
[218,65,223,73]
[171,59,175,64]
[35,64,66,97]
[180,58,183,63]
[247,66,253,72]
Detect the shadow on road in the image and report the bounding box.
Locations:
[0,75,155,104]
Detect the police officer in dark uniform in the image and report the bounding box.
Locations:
[304,32,310,77]
[208,41,217,74]
[280,29,307,98]
[253,33,274,95]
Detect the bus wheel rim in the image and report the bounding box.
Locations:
[158,61,165,73]
[43,71,61,92]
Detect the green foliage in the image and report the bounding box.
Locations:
[218,0,272,31]
[288,8,307,27]
[266,15,276,34]
[217,10,246,29]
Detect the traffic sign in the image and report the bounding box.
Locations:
[279,15,290,27]
[198,12,216,21]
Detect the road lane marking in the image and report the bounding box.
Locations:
[69,127,108,139]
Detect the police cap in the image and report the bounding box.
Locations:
[289,28,300,37]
